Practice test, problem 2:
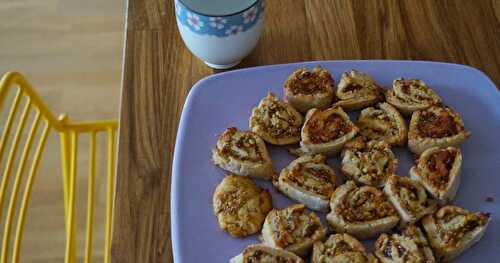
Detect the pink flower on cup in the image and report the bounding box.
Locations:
[209,17,227,29]
[187,12,204,30]
[225,25,243,35]
[242,6,257,24]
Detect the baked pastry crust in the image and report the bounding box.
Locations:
[402,224,436,262]
[230,244,304,263]
[373,233,426,263]
[383,175,437,227]
[261,204,327,256]
[422,205,490,262]
[249,93,304,145]
[212,127,274,180]
[212,175,272,237]
[408,106,470,154]
[312,233,370,263]
[284,66,335,113]
[409,146,462,203]
[277,154,336,211]
[326,181,399,239]
[333,70,384,111]
[385,78,442,115]
[298,106,358,156]
[357,102,407,146]
[341,136,398,188]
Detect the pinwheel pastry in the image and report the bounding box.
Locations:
[230,244,304,263]
[408,106,470,154]
[357,102,407,146]
[385,78,442,115]
[276,154,337,211]
[326,181,399,239]
[409,146,462,203]
[401,224,436,262]
[383,175,437,227]
[249,93,303,145]
[261,204,327,256]
[284,66,335,113]
[312,233,370,263]
[296,106,358,156]
[212,127,274,180]
[373,232,428,263]
[212,175,272,237]
[341,136,398,188]
[333,70,384,111]
[422,205,490,262]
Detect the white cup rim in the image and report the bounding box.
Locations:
[177,0,260,17]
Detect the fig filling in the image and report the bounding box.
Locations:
[287,164,334,196]
[287,69,332,95]
[336,189,396,222]
[245,250,295,263]
[273,207,320,248]
[426,150,456,190]
[438,211,489,246]
[417,110,460,138]
[219,131,263,162]
[308,113,351,143]
[344,83,364,93]
[260,102,301,138]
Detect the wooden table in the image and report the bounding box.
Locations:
[111,0,500,261]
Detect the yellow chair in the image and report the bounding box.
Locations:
[0,72,118,263]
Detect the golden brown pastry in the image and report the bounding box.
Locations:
[261,204,327,256]
[357,102,407,146]
[312,233,370,263]
[212,175,272,237]
[297,106,358,156]
[341,136,398,188]
[284,66,335,113]
[383,175,437,227]
[409,146,462,204]
[333,70,384,111]
[326,181,399,239]
[402,224,436,262]
[249,93,303,145]
[230,244,304,263]
[422,205,490,262]
[212,127,274,179]
[277,154,336,211]
[408,106,470,154]
[373,233,426,263]
[385,78,442,115]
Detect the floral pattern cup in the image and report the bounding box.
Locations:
[175,0,265,69]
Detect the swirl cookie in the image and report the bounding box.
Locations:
[327,181,399,239]
[402,224,436,262]
[249,93,303,145]
[212,175,272,237]
[422,205,490,262]
[333,70,384,111]
[230,244,304,263]
[408,106,470,154]
[261,204,327,256]
[297,106,358,156]
[284,66,335,113]
[409,146,462,203]
[383,175,437,227]
[357,102,407,146]
[276,154,336,211]
[212,127,274,180]
[312,233,370,263]
[341,136,398,188]
[386,78,442,115]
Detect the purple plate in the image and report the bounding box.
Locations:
[172,60,500,262]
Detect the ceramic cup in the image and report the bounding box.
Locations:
[175,0,265,69]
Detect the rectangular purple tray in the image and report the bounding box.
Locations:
[172,60,500,263]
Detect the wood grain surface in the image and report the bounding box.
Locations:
[111,0,500,262]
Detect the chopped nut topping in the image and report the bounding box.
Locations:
[308,113,351,143]
[336,187,396,222]
[217,128,263,162]
[272,206,322,248]
[425,149,456,190]
[286,164,335,196]
[285,66,333,95]
[417,110,460,138]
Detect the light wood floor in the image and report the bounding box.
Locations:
[0,0,124,262]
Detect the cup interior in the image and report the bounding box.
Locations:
[179,0,258,16]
